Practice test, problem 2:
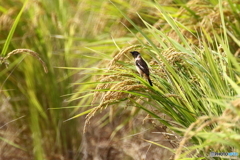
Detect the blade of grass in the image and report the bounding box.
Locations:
[1,0,28,56]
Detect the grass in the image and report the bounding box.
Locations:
[0,0,240,159]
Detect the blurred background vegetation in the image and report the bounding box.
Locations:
[0,0,239,160]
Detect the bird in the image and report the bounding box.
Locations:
[130,51,153,86]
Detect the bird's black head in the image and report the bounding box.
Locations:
[130,51,140,58]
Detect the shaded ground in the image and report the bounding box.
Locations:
[0,103,177,160]
[81,110,177,160]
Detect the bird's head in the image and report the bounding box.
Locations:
[130,51,140,58]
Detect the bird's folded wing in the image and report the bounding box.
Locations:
[136,60,149,75]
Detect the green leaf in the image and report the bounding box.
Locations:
[1,0,28,56]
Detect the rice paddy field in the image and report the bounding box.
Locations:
[0,0,240,160]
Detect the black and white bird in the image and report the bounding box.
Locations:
[130,51,153,86]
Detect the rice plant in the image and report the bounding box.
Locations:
[1,0,239,159]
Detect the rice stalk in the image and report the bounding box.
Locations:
[174,97,240,159]
[0,49,48,73]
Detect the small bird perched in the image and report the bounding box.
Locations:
[130,51,153,86]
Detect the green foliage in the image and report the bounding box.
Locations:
[76,0,240,159]
[0,0,240,159]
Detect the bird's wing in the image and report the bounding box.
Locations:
[136,59,150,76]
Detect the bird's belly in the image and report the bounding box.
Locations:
[136,66,143,76]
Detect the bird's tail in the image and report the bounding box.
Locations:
[148,78,153,86]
